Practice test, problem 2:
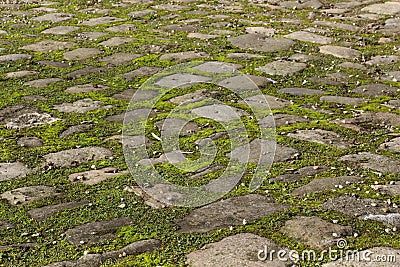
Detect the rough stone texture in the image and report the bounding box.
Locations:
[53,98,106,113]
[270,165,328,183]
[155,73,211,88]
[229,34,295,52]
[64,217,134,245]
[322,195,400,227]
[285,31,334,44]
[365,55,400,66]
[1,186,58,206]
[361,2,400,15]
[381,71,400,82]
[319,45,360,59]
[20,40,75,52]
[194,61,242,73]
[99,53,142,65]
[159,51,209,62]
[260,114,309,128]
[28,201,89,221]
[42,26,79,35]
[281,216,353,249]
[191,104,243,122]
[0,162,31,181]
[122,67,163,80]
[106,108,152,123]
[80,16,125,26]
[24,78,62,88]
[43,147,112,168]
[241,94,291,110]
[379,137,400,153]
[256,61,307,76]
[5,70,37,78]
[63,48,102,60]
[320,95,365,105]
[0,54,32,62]
[186,233,294,267]
[287,129,351,149]
[351,83,399,96]
[65,83,109,93]
[176,194,288,233]
[99,37,134,47]
[60,124,94,138]
[66,67,108,79]
[69,167,129,185]
[17,136,43,148]
[155,118,200,136]
[340,152,400,174]
[279,87,324,96]
[291,176,363,196]
[229,139,299,164]
[113,89,159,101]
[32,13,74,23]
[333,112,400,132]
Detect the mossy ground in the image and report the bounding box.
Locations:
[0,0,400,266]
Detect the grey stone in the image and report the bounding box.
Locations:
[270,165,328,183]
[260,113,309,128]
[66,67,108,79]
[152,3,186,11]
[53,98,105,113]
[107,108,152,123]
[20,40,75,52]
[0,162,31,181]
[63,48,102,61]
[159,51,209,62]
[37,60,69,68]
[288,53,323,62]
[229,139,299,164]
[333,112,400,132]
[65,83,109,93]
[351,83,399,96]
[80,16,125,26]
[281,216,353,249]
[5,70,38,78]
[312,21,360,32]
[340,152,400,174]
[320,95,366,105]
[309,72,350,86]
[256,61,307,76]
[41,26,79,35]
[113,89,159,101]
[106,24,136,32]
[287,129,351,149]
[384,99,400,109]
[99,37,134,47]
[60,124,94,138]
[186,233,294,267]
[69,167,129,185]
[155,73,211,88]
[64,217,134,245]
[17,136,43,147]
[279,87,324,96]
[162,24,199,33]
[193,61,242,74]
[245,26,275,36]
[241,94,290,110]
[217,75,271,91]
[365,55,400,65]
[291,176,363,196]
[169,89,209,105]
[32,13,74,23]
[99,53,142,65]
[379,137,400,153]
[322,247,400,267]
[229,34,295,52]
[319,45,360,59]
[43,146,113,168]
[75,31,108,41]
[192,104,243,122]
[1,186,58,206]
[128,9,155,18]
[155,118,200,136]
[122,67,162,80]
[78,8,110,15]
[0,53,31,62]
[28,201,89,221]
[371,181,400,196]
[21,95,47,101]
[187,33,218,40]
[338,62,367,70]
[226,53,264,60]
[381,71,400,82]
[285,31,334,44]
[361,2,400,15]
[24,78,62,88]
[323,195,400,225]
[176,194,289,233]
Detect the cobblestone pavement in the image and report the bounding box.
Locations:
[0,0,400,266]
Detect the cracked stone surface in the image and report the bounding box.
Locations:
[43,147,113,168]
[176,194,289,233]
[287,129,351,149]
[0,162,31,181]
